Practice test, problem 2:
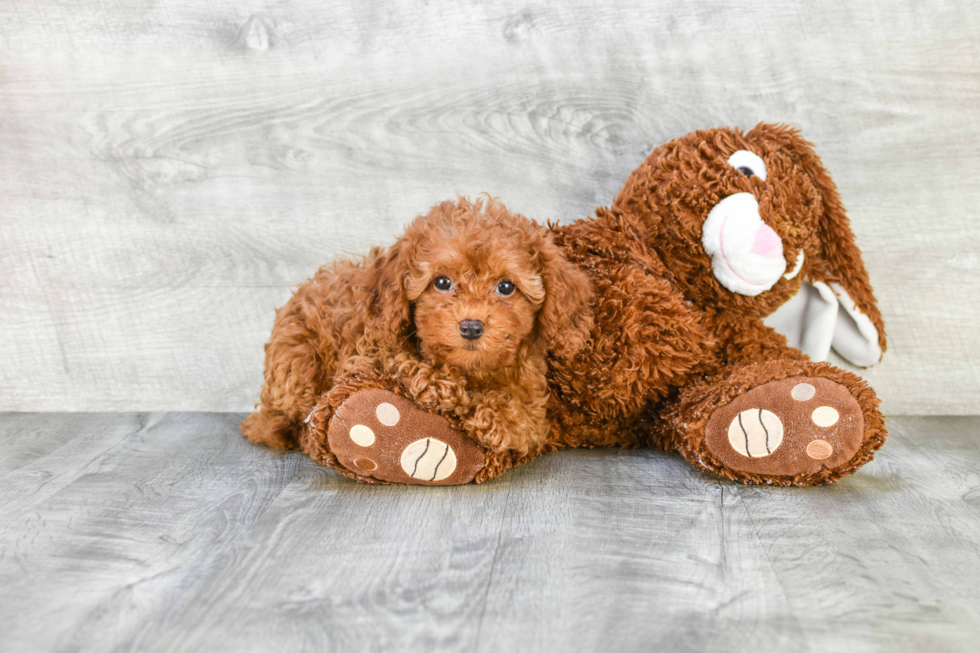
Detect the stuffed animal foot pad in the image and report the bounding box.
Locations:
[704,376,865,479]
[326,389,486,486]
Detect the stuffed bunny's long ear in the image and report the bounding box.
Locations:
[755,125,886,367]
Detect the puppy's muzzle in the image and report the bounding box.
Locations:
[459,319,484,340]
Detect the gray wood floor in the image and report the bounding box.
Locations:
[1,413,978,652]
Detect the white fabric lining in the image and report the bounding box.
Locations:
[764,281,882,367]
[829,282,884,367]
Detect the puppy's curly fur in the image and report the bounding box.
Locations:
[242,196,593,457]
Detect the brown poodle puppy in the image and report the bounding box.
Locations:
[242,196,593,484]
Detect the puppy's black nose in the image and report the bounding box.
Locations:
[459,319,484,340]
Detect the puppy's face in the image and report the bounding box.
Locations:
[410,224,541,372]
[369,197,592,373]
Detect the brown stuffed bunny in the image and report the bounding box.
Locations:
[546,123,887,486]
[285,123,888,487]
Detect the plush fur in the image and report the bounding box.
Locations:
[242,196,593,461]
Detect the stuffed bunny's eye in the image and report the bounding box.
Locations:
[727,150,768,182]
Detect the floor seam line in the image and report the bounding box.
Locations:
[472,483,512,649]
[733,482,813,653]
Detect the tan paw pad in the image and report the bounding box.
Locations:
[791,382,816,401]
[375,402,400,426]
[811,406,840,427]
[349,424,375,447]
[400,438,457,482]
[727,409,783,458]
[806,440,834,460]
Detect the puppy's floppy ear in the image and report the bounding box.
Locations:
[535,233,594,359]
[363,238,419,351]
[749,123,886,363]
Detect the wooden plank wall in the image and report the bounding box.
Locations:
[1,1,978,413]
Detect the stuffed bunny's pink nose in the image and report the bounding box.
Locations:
[751,224,782,259]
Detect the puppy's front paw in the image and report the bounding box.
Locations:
[704,376,866,480]
[327,389,486,485]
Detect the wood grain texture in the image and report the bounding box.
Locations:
[0,413,978,651]
[1,0,979,412]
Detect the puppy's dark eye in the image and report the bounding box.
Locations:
[433,276,453,292]
[737,166,754,178]
[496,280,515,296]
